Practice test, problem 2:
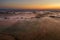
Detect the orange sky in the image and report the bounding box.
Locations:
[1,4,60,9]
[4,4,60,9]
[0,0,60,9]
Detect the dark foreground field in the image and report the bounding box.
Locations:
[0,17,60,40]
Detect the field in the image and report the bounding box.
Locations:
[0,12,60,40]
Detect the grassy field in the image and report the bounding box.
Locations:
[0,17,60,40]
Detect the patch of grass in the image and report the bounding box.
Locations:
[0,18,60,40]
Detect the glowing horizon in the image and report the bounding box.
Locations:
[0,0,60,9]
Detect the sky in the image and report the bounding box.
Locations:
[0,0,60,9]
